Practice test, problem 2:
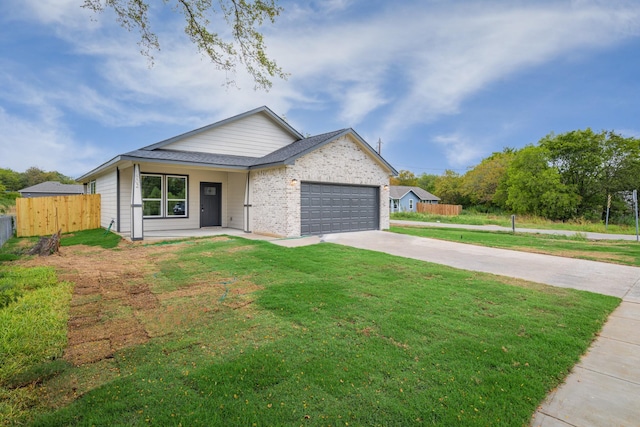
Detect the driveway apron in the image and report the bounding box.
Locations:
[322,230,640,427]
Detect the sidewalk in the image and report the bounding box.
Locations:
[391,219,640,241]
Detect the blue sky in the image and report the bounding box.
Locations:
[1,0,640,179]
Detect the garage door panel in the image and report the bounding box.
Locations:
[300,182,379,236]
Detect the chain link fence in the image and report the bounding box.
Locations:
[0,215,15,248]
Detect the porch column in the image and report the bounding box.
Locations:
[131,163,144,241]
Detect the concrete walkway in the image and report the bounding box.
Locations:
[320,230,640,427]
[391,219,640,241]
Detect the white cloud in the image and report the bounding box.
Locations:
[433,133,484,169]
[0,107,105,177]
[2,0,640,176]
[14,0,99,29]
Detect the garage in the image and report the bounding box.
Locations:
[300,182,379,235]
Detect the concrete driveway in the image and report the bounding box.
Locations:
[320,230,640,427]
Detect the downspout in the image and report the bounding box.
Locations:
[244,170,252,233]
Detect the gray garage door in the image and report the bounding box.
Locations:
[300,182,379,235]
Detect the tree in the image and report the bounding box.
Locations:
[461,148,515,207]
[390,170,418,186]
[434,170,467,205]
[540,129,640,219]
[0,168,22,192]
[83,0,287,90]
[503,146,579,220]
[17,167,77,189]
[416,173,438,193]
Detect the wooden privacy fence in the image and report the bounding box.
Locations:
[417,203,462,216]
[16,194,101,237]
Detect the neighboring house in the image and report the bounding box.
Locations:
[389,186,440,213]
[78,106,398,240]
[18,181,84,198]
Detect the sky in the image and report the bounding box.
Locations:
[1,0,640,179]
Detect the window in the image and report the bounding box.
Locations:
[88,180,96,194]
[141,174,188,218]
[409,199,414,210]
[167,176,187,216]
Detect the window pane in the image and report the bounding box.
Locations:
[167,177,186,199]
[142,175,162,199]
[143,200,161,216]
[166,176,187,216]
[167,200,186,216]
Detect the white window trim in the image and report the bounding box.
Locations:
[166,175,188,218]
[141,173,188,219]
[142,174,163,218]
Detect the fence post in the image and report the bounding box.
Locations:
[634,190,638,243]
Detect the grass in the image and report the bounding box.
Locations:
[59,228,121,249]
[390,226,640,266]
[391,211,636,235]
[0,266,73,422]
[0,228,121,262]
[0,228,119,422]
[8,236,618,426]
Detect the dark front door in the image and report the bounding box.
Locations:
[200,182,222,227]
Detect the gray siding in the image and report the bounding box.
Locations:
[227,172,246,230]
[163,113,297,158]
[97,169,118,229]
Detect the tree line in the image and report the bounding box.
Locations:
[0,167,77,193]
[392,129,640,223]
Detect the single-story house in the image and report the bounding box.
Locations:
[389,186,440,213]
[78,106,398,240]
[18,181,84,198]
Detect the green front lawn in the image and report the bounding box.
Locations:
[391,211,635,235]
[391,226,640,266]
[2,235,619,426]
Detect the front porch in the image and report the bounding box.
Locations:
[117,226,323,247]
[120,227,270,242]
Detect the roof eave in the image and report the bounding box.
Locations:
[275,129,398,175]
[76,155,124,182]
[119,155,251,171]
[249,160,289,170]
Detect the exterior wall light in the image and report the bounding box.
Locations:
[291,179,298,186]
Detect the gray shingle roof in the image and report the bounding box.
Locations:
[19,181,84,194]
[390,185,440,201]
[77,107,398,181]
[252,129,349,167]
[123,149,258,168]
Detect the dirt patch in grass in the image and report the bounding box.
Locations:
[20,239,260,366]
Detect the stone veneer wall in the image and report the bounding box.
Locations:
[250,135,391,237]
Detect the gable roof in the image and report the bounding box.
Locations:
[19,181,83,194]
[390,185,440,201]
[140,105,303,151]
[78,107,397,181]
